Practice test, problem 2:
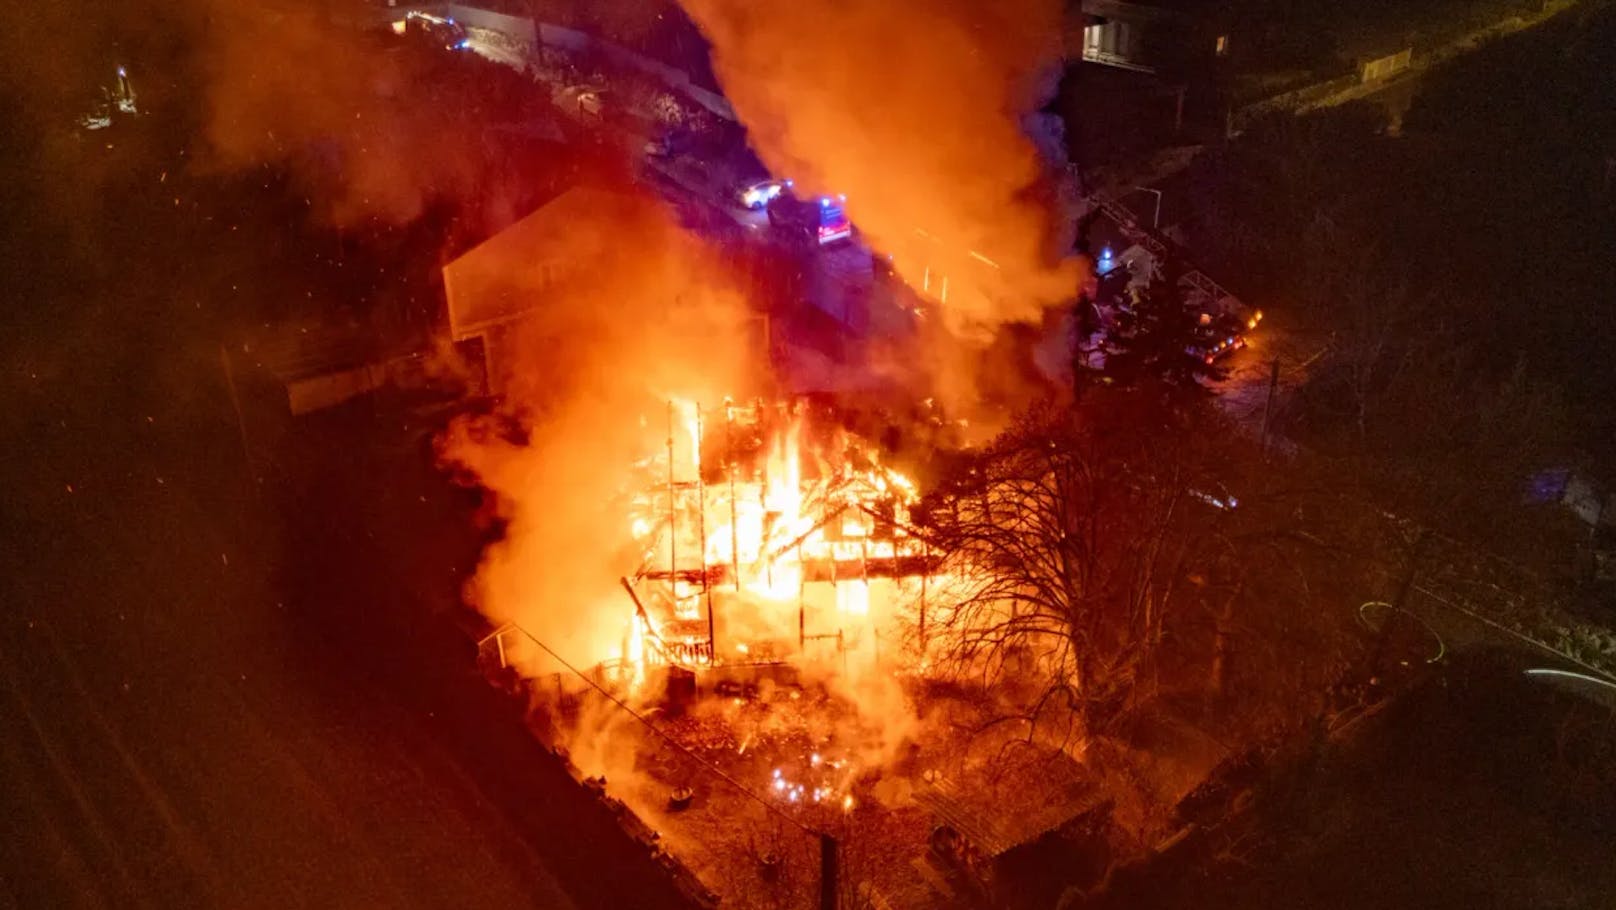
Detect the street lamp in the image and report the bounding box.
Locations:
[1131,185,1163,230]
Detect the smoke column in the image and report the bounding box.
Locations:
[677,0,1086,332]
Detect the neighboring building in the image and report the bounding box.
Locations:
[1071,0,1231,76]
[441,185,631,393]
[441,184,771,397]
[1059,0,1236,158]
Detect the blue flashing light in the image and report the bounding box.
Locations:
[819,197,831,207]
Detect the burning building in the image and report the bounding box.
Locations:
[476,393,950,717]
[434,178,1216,907]
[431,183,1145,904]
[617,399,936,688]
[430,0,1170,882]
[464,392,1146,910]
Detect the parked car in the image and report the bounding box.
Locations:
[735,178,788,209]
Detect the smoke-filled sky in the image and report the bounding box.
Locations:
[1,0,560,230]
[7,0,1084,311]
[197,3,551,226]
[677,0,1085,329]
[3,0,1091,652]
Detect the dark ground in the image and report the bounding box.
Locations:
[0,359,701,908]
[0,380,570,908]
[1093,651,1616,910]
[0,106,692,908]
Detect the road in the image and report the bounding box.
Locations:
[1210,318,1320,450]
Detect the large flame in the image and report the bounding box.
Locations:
[438,190,760,675]
[619,400,927,685]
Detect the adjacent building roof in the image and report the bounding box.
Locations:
[442,185,645,340]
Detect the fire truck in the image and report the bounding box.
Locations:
[766,190,852,246]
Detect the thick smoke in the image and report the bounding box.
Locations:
[677,0,1085,331]
[196,2,552,227]
[437,189,761,669]
[3,0,538,230]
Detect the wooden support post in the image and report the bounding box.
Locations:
[697,403,714,657]
[727,401,740,592]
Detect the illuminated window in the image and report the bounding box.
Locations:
[1215,34,1229,55]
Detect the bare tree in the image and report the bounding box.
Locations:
[914,397,1233,743]
[912,390,1369,756]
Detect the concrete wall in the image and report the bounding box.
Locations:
[1359,47,1413,82]
[445,3,538,45]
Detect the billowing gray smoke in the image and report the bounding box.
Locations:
[677,0,1087,333]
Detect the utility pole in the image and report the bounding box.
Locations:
[819,833,840,910]
[1259,358,1280,458]
[1371,528,1429,680]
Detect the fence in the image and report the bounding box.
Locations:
[533,22,737,121]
